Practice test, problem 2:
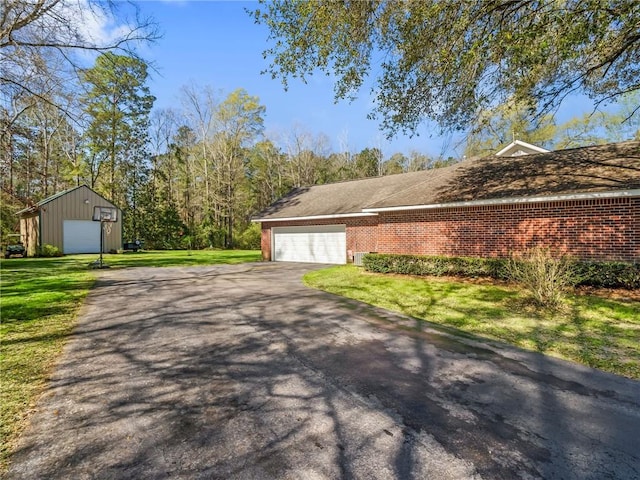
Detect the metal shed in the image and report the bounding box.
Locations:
[17,185,122,256]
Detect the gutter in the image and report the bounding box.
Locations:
[252,212,378,223]
[362,189,640,213]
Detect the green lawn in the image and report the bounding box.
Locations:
[0,249,261,471]
[304,265,640,379]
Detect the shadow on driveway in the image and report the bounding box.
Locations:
[6,262,640,479]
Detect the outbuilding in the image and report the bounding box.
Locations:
[17,185,122,256]
[254,141,640,264]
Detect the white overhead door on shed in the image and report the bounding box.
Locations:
[273,225,346,264]
[63,220,101,254]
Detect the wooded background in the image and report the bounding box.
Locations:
[2,1,638,250]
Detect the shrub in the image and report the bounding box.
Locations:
[38,244,63,257]
[506,248,578,308]
[362,253,638,291]
[363,253,509,279]
[234,223,261,250]
[574,261,640,289]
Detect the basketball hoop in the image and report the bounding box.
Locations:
[93,206,118,222]
[92,206,118,268]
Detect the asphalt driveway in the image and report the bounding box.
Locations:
[6,262,640,479]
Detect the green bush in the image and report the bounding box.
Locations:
[234,223,261,250]
[362,253,509,279]
[38,244,63,257]
[574,261,640,289]
[362,253,638,290]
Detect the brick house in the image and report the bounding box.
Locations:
[253,141,640,264]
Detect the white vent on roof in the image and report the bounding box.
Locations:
[495,140,550,157]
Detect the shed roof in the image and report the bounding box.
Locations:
[16,185,117,216]
[256,140,640,221]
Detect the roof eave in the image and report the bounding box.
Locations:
[252,212,378,223]
[15,205,40,216]
[363,189,640,213]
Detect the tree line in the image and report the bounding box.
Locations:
[0,50,460,250]
[2,1,638,251]
[3,50,638,250]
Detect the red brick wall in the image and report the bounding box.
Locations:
[346,216,378,255]
[261,197,639,262]
[377,197,639,262]
[260,225,271,260]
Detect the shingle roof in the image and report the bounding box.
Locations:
[256,140,640,220]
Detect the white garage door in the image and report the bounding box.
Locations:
[63,220,101,254]
[273,225,346,264]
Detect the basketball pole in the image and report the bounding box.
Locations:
[99,219,104,268]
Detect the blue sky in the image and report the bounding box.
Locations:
[134,0,596,158]
[133,0,467,157]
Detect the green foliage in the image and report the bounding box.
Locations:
[234,223,262,250]
[363,253,508,279]
[81,52,155,207]
[353,147,382,178]
[0,192,21,242]
[253,1,640,134]
[464,99,556,157]
[363,253,638,290]
[466,91,640,156]
[37,244,63,257]
[574,262,640,290]
[506,249,578,308]
[554,92,640,149]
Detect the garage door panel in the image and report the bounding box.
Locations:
[63,220,101,254]
[273,225,346,264]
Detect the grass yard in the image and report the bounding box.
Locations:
[0,249,260,472]
[304,265,640,379]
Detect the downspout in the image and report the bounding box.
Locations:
[270,225,274,262]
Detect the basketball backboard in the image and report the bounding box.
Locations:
[92,206,118,222]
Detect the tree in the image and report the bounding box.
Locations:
[252,1,640,135]
[464,92,640,154]
[1,0,158,122]
[246,140,290,213]
[1,93,81,203]
[353,148,381,178]
[383,153,406,175]
[554,92,640,149]
[169,124,199,246]
[81,53,154,208]
[212,89,265,248]
[464,99,557,157]
[179,84,221,246]
[282,127,330,187]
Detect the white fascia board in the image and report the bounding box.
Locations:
[252,212,378,223]
[362,189,640,213]
[495,140,550,156]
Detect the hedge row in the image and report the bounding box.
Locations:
[361,253,640,290]
[574,261,640,289]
